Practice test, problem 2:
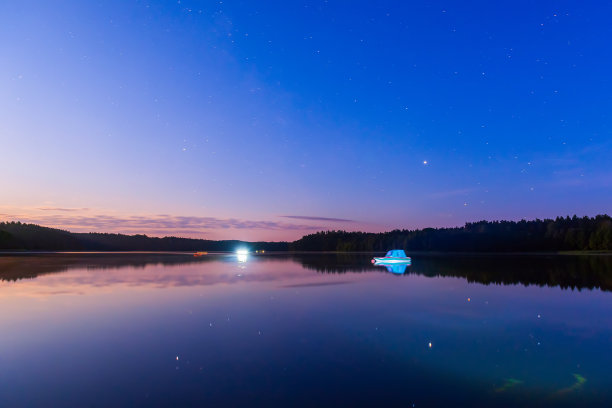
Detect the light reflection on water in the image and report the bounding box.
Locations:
[0,253,611,407]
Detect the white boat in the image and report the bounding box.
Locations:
[372,249,411,264]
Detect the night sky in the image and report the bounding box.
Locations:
[1,1,611,240]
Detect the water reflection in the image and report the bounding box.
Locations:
[0,253,611,407]
[1,252,612,292]
[0,252,215,282]
[374,262,409,274]
[0,253,317,296]
[294,253,612,292]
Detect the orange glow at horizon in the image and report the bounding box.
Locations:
[0,206,373,241]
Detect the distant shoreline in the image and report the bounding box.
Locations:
[2,215,611,253]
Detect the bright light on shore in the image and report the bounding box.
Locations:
[236,249,248,263]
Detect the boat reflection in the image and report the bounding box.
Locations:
[373,262,409,275]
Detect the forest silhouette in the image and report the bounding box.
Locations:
[1,214,611,252]
[289,215,612,252]
[0,221,288,251]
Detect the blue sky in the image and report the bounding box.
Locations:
[1,0,611,240]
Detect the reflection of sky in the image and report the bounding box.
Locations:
[1,255,612,406]
[0,256,353,298]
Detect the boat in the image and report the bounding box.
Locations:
[372,249,411,264]
[193,251,208,257]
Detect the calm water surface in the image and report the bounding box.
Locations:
[1,253,611,407]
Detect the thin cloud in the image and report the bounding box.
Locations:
[550,172,612,188]
[37,207,90,212]
[5,213,324,234]
[427,188,477,199]
[280,215,355,222]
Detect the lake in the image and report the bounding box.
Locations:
[1,252,611,407]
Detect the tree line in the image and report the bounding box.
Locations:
[289,215,612,252]
[1,215,611,252]
[0,221,289,251]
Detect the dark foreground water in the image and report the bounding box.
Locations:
[1,252,611,407]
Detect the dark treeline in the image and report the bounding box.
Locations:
[1,215,611,252]
[290,215,612,252]
[0,221,289,251]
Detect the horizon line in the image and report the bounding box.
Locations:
[2,213,609,242]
